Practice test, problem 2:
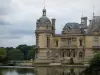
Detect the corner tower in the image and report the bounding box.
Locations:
[35,8,55,62]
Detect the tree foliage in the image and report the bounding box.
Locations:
[16,44,36,60]
[90,52,100,66]
[84,52,100,75]
[27,50,35,60]
[8,49,24,60]
[0,47,6,56]
[0,47,7,63]
[0,44,36,62]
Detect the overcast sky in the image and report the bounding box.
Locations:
[0,0,100,47]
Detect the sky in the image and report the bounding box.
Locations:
[0,0,100,47]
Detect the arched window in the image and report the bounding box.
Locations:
[79,52,83,58]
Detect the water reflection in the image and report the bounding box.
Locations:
[0,68,34,75]
[34,67,85,75]
[0,67,86,75]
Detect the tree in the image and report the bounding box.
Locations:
[90,52,100,66]
[5,47,14,59]
[0,47,7,63]
[0,47,6,56]
[27,50,35,60]
[16,44,30,60]
[8,49,24,60]
[16,44,36,60]
[84,52,100,75]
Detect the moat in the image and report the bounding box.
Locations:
[0,66,86,75]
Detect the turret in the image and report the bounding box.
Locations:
[81,17,87,28]
[35,8,52,49]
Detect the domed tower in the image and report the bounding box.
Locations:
[35,8,55,61]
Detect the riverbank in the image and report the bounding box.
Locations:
[0,64,89,68]
[0,66,34,68]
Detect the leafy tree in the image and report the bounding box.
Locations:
[90,52,100,66]
[0,47,7,63]
[16,44,36,60]
[84,52,100,75]
[0,47,6,56]
[8,49,24,60]
[5,47,14,59]
[27,50,35,60]
[16,44,30,60]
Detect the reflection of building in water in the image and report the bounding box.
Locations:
[34,67,85,75]
[35,7,100,64]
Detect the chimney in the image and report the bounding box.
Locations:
[51,18,56,34]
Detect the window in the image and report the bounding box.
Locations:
[79,39,83,46]
[56,40,58,47]
[94,36,98,46]
[47,51,50,58]
[47,25,49,29]
[47,37,50,48]
[68,38,71,47]
[79,52,83,58]
[62,52,64,57]
[36,35,39,46]
[67,51,70,57]
[73,51,76,57]
[59,51,62,57]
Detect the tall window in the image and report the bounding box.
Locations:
[62,51,64,57]
[56,40,58,47]
[79,39,83,46]
[79,52,83,58]
[68,38,71,47]
[73,51,76,57]
[47,37,50,48]
[67,51,70,57]
[36,35,39,46]
[94,37,98,46]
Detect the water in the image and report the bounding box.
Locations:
[0,66,86,75]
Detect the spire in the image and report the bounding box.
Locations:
[93,5,95,18]
[42,0,46,16]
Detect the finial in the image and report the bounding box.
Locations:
[42,8,46,16]
[42,0,46,16]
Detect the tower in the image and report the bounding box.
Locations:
[35,8,55,62]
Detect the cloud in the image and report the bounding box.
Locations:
[0,0,100,47]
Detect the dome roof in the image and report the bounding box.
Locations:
[87,16,100,33]
[37,8,51,25]
[37,16,51,24]
[63,22,80,30]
